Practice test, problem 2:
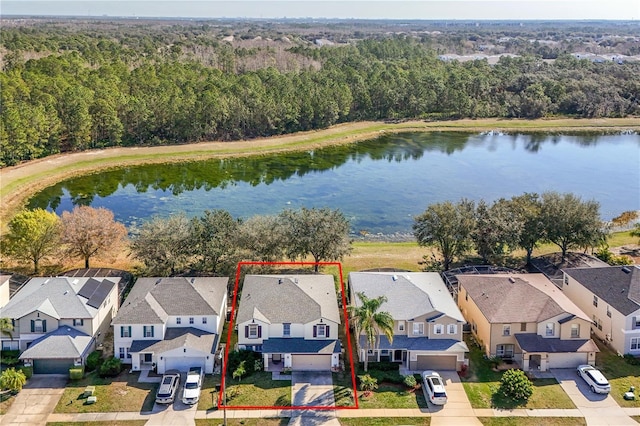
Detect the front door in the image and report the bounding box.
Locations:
[144,353,152,363]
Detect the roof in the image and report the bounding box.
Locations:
[458,274,590,323]
[129,327,217,355]
[19,327,93,359]
[349,272,465,322]
[112,277,228,325]
[514,333,599,353]
[562,266,640,316]
[359,335,469,353]
[237,275,340,325]
[262,338,341,354]
[2,277,119,320]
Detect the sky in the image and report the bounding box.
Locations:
[2,0,638,20]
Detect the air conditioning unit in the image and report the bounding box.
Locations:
[605,333,612,341]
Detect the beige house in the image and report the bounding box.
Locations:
[562,266,640,356]
[349,272,468,372]
[457,274,598,372]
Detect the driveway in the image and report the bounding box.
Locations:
[289,371,339,426]
[429,371,482,426]
[145,374,197,426]
[2,375,66,426]
[552,368,637,425]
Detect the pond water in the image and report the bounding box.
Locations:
[27,132,640,235]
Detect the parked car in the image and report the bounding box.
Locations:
[156,370,181,404]
[182,366,204,405]
[577,364,611,394]
[422,370,448,405]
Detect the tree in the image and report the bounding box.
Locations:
[540,192,605,260]
[0,318,14,340]
[238,215,285,262]
[358,374,378,396]
[498,369,533,401]
[4,208,61,274]
[349,292,394,372]
[233,360,246,383]
[510,193,544,265]
[278,207,352,272]
[61,206,127,268]
[631,223,640,243]
[413,199,475,271]
[190,210,242,274]
[473,199,523,264]
[0,368,27,392]
[130,214,192,275]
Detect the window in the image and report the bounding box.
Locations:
[189,317,194,324]
[593,295,598,307]
[143,325,154,338]
[597,319,602,331]
[520,322,527,332]
[119,347,125,359]
[413,322,424,335]
[202,317,207,324]
[545,323,555,336]
[248,324,259,338]
[32,319,45,333]
[635,317,640,329]
[120,326,131,338]
[73,319,84,326]
[434,324,444,335]
[448,324,457,334]
[1,341,18,350]
[316,324,326,337]
[563,274,569,286]
[631,338,640,351]
[571,324,580,338]
[503,325,511,336]
[607,306,611,318]
[398,321,405,332]
[283,323,291,337]
[496,344,514,358]
[465,290,469,301]
[176,317,182,324]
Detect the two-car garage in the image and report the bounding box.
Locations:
[163,356,206,373]
[412,354,458,371]
[33,358,75,375]
[291,354,331,371]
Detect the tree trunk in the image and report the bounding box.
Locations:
[33,259,39,275]
[85,257,90,268]
[525,248,533,265]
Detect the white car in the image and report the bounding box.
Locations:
[182,367,204,405]
[577,364,611,394]
[156,370,181,404]
[422,370,448,405]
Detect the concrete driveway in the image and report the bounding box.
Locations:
[145,374,197,426]
[429,371,482,426]
[289,371,339,426]
[552,368,637,425]
[2,375,66,426]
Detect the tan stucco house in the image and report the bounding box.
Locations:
[457,273,598,372]
[562,265,640,356]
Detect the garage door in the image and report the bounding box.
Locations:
[548,353,587,369]
[164,356,205,373]
[291,355,331,371]
[414,355,457,371]
[34,358,74,374]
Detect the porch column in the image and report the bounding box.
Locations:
[263,353,269,371]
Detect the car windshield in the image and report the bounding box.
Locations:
[434,392,447,397]
[162,377,173,385]
[185,382,198,389]
[431,377,443,386]
[587,370,609,385]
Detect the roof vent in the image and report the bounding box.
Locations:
[64,291,68,295]
[155,279,162,285]
[392,275,398,281]
[278,278,283,284]
[190,278,195,284]
[72,279,79,284]
[508,277,516,283]
[622,266,631,274]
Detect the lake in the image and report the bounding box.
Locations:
[27,132,640,236]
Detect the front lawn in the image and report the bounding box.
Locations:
[197,374,221,411]
[223,371,291,407]
[595,340,640,408]
[54,371,157,413]
[196,420,289,426]
[478,418,586,426]
[340,418,430,426]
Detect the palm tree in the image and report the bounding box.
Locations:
[349,292,394,372]
[0,318,13,340]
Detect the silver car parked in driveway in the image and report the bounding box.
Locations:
[422,370,448,405]
[156,370,181,404]
[577,364,611,394]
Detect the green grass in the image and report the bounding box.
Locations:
[594,339,640,408]
[47,422,148,426]
[223,371,291,407]
[197,374,221,411]
[196,420,290,426]
[339,418,430,426]
[0,391,15,415]
[478,418,586,426]
[631,416,640,424]
[53,371,157,413]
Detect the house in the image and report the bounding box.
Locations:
[112,277,227,374]
[0,275,10,309]
[349,272,468,371]
[561,265,640,356]
[236,275,341,371]
[0,276,120,374]
[457,274,598,372]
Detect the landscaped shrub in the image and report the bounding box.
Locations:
[362,361,399,372]
[18,366,32,379]
[358,374,378,396]
[69,366,84,380]
[1,350,20,362]
[98,357,122,377]
[623,354,640,366]
[86,351,101,372]
[227,350,261,378]
[367,369,404,384]
[403,374,417,389]
[498,369,533,401]
[0,367,27,392]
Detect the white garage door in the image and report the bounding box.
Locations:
[164,356,205,373]
[548,353,587,369]
[291,354,331,371]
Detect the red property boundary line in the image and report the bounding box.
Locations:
[218,261,359,410]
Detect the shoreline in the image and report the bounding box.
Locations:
[1,117,639,230]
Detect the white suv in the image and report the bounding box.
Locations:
[156,370,181,404]
[422,371,448,405]
[577,364,611,394]
[182,367,204,405]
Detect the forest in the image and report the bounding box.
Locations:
[1,19,639,166]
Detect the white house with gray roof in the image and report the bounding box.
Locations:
[349,272,468,372]
[236,275,341,371]
[0,276,119,374]
[112,277,227,374]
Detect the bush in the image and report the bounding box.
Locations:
[18,365,33,379]
[99,357,122,377]
[403,374,417,388]
[0,367,27,392]
[623,354,640,366]
[86,351,101,372]
[361,361,399,372]
[498,369,533,401]
[227,350,261,378]
[358,374,378,396]
[1,350,20,361]
[367,369,404,384]
[69,366,84,380]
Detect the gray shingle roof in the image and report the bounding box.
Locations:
[112,277,228,325]
[349,272,465,322]
[514,333,599,353]
[128,327,217,355]
[237,275,340,324]
[2,277,119,320]
[358,335,469,352]
[262,338,341,354]
[563,266,640,315]
[458,274,590,323]
[19,326,93,359]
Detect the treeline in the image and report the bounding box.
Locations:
[2,34,639,166]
